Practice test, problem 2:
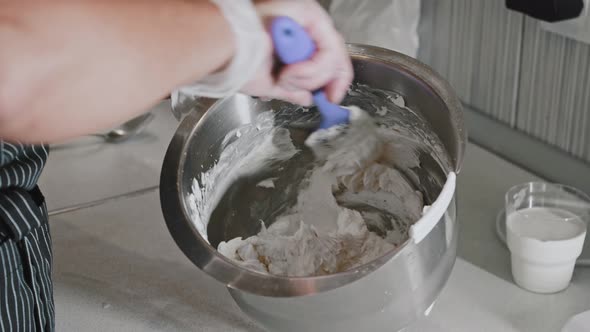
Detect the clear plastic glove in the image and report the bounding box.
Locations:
[172,0,352,118]
[243,0,353,106]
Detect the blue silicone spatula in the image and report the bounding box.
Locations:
[271,16,350,129]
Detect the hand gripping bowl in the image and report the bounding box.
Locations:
[160,44,466,332]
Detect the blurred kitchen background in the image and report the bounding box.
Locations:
[319,0,590,194]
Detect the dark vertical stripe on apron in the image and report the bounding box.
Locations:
[0,141,4,167]
[0,244,15,331]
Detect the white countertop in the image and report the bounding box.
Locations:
[39,102,590,331]
[39,102,177,211]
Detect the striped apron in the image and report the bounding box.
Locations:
[0,141,54,331]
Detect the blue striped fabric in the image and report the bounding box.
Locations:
[0,140,53,331]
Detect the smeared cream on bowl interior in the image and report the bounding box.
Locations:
[187,85,448,277]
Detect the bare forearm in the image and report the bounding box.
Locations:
[0,0,233,143]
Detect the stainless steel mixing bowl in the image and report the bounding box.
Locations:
[160,44,466,331]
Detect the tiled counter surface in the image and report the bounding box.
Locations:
[40,103,590,331]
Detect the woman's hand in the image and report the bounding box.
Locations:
[240,0,353,107]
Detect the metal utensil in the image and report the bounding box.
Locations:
[160,44,466,332]
[91,112,154,143]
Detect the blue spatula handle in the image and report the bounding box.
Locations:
[271,17,350,129]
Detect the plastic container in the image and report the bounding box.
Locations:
[505,182,590,293]
[562,309,590,332]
